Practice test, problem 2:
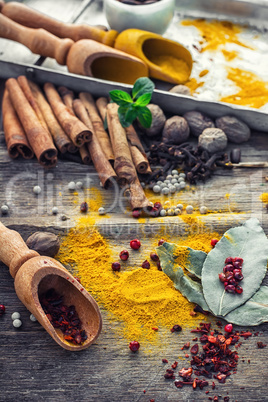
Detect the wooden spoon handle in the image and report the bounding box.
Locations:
[0,13,73,65]
[0,221,39,278]
[1,2,118,46]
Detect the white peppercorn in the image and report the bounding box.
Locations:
[76,181,83,189]
[174,183,181,191]
[186,205,194,214]
[177,204,184,210]
[13,319,22,328]
[179,173,186,179]
[174,208,181,215]
[30,314,37,322]
[169,185,176,194]
[52,207,58,215]
[171,169,179,175]
[170,179,177,185]
[161,187,169,195]
[200,206,208,214]
[67,181,76,191]
[160,209,167,217]
[98,207,106,215]
[180,182,186,189]
[167,209,175,216]
[33,185,41,195]
[11,312,20,320]
[153,185,161,193]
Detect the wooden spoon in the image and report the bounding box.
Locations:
[0,221,102,351]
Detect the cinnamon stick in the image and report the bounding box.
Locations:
[17,75,48,132]
[2,89,34,159]
[6,78,57,167]
[124,177,152,211]
[79,144,91,165]
[106,103,137,186]
[44,82,92,147]
[28,80,76,154]
[125,125,151,174]
[73,99,117,188]
[96,96,108,122]
[58,86,74,110]
[79,93,114,162]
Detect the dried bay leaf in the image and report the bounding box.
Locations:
[224,286,268,326]
[157,242,207,279]
[157,245,211,312]
[202,218,268,317]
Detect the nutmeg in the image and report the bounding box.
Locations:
[26,231,60,257]
[169,85,191,96]
[198,128,227,153]
[183,111,215,137]
[138,104,166,137]
[162,116,190,144]
[215,115,251,143]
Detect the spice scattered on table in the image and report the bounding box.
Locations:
[129,341,140,352]
[11,312,20,320]
[130,239,141,250]
[13,319,22,328]
[0,304,6,315]
[33,185,41,195]
[1,205,9,215]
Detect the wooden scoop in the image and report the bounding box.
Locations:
[1,1,192,83]
[1,1,118,46]
[0,221,102,351]
[0,13,148,84]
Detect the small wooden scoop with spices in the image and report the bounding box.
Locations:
[0,222,102,351]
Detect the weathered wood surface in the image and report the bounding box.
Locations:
[0,1,268,401]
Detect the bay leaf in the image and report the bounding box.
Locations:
[157,246,211,312]
[224,286,268,326]
[202,218,268,317]
[157,242,207,279]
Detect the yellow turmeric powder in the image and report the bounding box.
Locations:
[181,19,253,52]
[221,68,268,109]
[260,193,268,204]
[57,215,222,349]
[149,54,191,83]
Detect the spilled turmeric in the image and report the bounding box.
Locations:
[149,54,191,83]
[57,215,221,349]
[260,193,268,204]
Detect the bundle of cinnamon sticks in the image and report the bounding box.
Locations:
[2,76,152,212]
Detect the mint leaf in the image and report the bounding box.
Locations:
[132,77,155,100]
[125,105,138,123]
[134,92,152,107]
[109,90,132,106]
[118,105,132,127]
[136,106,152,128]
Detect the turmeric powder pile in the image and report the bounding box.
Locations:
[57,216,221,349]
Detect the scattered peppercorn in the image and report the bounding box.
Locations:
[1,205,9,215]
[112,262,121,272]
[210,238,219,247]
[129,340,140,352]
[13,319,22,328]
[33,185,42,195]
[130,239,141,250]
[171,324,182,332]
[158,239,165,246]
[220,256,244,294]
[132,209,141,219]
[11,312,20,320]
[80,202,88,213]
[224,323,233,333]
[119,250,129,261]
[150,252,159,262]
[257,341,267,348]
[0,304,6,315]
[141,260,150,269]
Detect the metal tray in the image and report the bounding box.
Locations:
[1,0,268,132]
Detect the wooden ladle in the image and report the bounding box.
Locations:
[0,1,193,84]
[0,13,148,84]
[0,221,102,351]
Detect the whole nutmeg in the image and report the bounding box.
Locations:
[215,115,251,143]
[198,128,227,154]
[138,104,166,137]
[162,116,190,144]
[26,231,60,257]
[183,111,215,137]
[169,85,191,96]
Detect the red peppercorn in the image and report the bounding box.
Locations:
[149,207,160,217]
[129,340,140,352]
[119,250,129,261]
[224,323,233,333]
[225,257,233,264]
[158,239,165,246]
[112,262,121,272]
[211,238,219,247]
[154,202,162,210]
[141,260,150,269]
[80,201,88,213]
[132,209,141,219]
[130,239,141,250]
[0,304,5,315]
[150,252,159,262]
[74,277,81,283]
[235,285,243,294]
[157,261,162,271]
[218,273,226,282]
[234,257,243,264]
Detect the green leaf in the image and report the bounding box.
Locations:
[109,90,133,106]
[125,104,139,123]
[157,246,210,312]
[202,218,268,317]
[158,242,207,279]
[137,106,152,129]
[118,105,131,127]
[224,286,268,326]
[132,77,155,100]
[134,93,152,107]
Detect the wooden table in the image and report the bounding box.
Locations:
[0,1,268,401]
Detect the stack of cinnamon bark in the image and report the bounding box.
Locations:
[2,76,152,211]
